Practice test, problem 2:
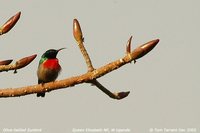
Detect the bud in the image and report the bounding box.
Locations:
[132,39,159,60]
[15,54,37,69]
[116,91,130,100]
[73,19,83,43]
[126,36,132,54]
[0,59,13,65]
[0,12,21,35]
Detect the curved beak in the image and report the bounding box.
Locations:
[57,47,66,52]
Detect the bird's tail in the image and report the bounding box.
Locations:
[37,92,45,97]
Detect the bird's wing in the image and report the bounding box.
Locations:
[39,57,47,65]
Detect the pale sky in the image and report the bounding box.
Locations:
[0,1,199,133]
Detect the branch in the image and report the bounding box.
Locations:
[73,19,131,99]
[91,79,130,100]
[0,12,36,73]
[73,19,94,72]
[0,54,37,73]
[0,39,159,98]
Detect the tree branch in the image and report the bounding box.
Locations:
[0,15,159,99]
[0,12,36,73]
[0,54,37,73]
[0,39,159,98]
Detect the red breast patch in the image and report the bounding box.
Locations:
[43,59,61,70]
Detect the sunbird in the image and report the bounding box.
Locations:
[37,48,65,97]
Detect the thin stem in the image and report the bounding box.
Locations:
[91,79,130,100]
[78,41,94,72]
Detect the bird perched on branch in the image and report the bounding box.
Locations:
[37,48,65,97]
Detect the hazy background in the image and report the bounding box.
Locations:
[0,0,199,133]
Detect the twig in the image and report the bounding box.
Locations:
[73,19,94,72]
[0,39,159,98]
[0,54,37,73]
[91,79,130,100]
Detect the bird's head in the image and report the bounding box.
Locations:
[42,48,65,59]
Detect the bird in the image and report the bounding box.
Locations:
[37,48,65,97]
